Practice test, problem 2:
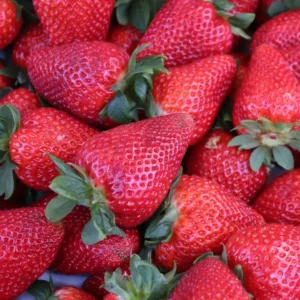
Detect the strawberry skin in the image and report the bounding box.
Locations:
[0,88,41,116]
[283,45,300,81]
[154,175,265,272]
[226,224,300,299]
[108,24,142,55]
[170,257,249,300]
[12,23,49,69]
[33,0,114,46]
[138,0,233,67]
[233,44,300,128]
[153,55,237,145]
[185,129,268,203]
[0,0,22,49]
[27,41,129,126]
[104,295,118,300]
[0,207,64,300]
[253,169,300,225]
[9,107,97,190]
[0,63,12,89]
[54,286,97,300]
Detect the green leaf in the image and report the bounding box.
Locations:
[289,140,300,150]
[193,252,215,264]
[229,13,255,29]
[27,280,53,300]
[240,120,264,133]
[45,195,77,222]
[221,244,228,265]
[130,0,151,32]
[234,264,244,282]
[0,66,21,79]
[0,104,21,134]
[267,0,288,17]
[284,0,300,9]
[48,154,81,179]
[0,159,17,199]
[0,88,13,98]
[249,146,270,172]
[134,78,148,103]
[228,134,257,148]
[230,25,251,39]
[116,3,131,25]
[273,146,294,170]
[213,0,235,10]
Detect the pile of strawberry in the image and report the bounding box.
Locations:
[0,0,300,299]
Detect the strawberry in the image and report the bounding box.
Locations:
[169,257,249,300]
[108,24,142,55]
[283,45,300,81]
[0,207,64,300]
[0,106,97,199]
[226,224,300,299]
[104,295,118,300]
[152,55,237,145]
[230,44,300,172]
[32,0,114,46]
[12,23,49,69]
[0,63,12,89]
[45,113,194,245]
[0,0,22,49]
[145,175,264,272]
[253,169,300,225]
[137,0,255,67]
[0,88,40,116]
[53,287,97,300]
[185,129,268,203]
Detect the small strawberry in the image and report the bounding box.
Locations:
[170,257,249,300]
[152,55,237,145]
[230,44,300,172]
[137,0,255,67]
[0,88,40,116]
[108,24,142,55]
[0,207,64,300]
[145,175,264,272]
[185,129,268,203]
[12,23,49,69]
[32,0,114,46]
[226,224,300,299]
[0,63,13,89]
[45,113,194,245]
[0,0,22,49]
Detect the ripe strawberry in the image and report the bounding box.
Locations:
[0,63,12,89]
[137,0,255,67]
[104,295,118,300]
[32,0,114,46]
[0,207,64,300]
[226,224,300,299]
[170,257,249,300]
[283,45,300,81]
[145,175,264,272]
[152,55,237,145]
[0,88,40,116]
[12,23,49,69]
[54,287,97,300]
[0,0,22,49]
[108,24,142,55]
[253,169,300,225]
[185,129,268,203]
[46,113,194,245]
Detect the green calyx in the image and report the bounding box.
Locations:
[47,154,125,245]
[0,105,20,199]
[207,0,255,39]
[228,118,300,172]
[144,168,182,247]
[104,254,182,300]
[27,275,59,300]
[0,65,30,86]
[100,43,168,124]
[115,0,166,32]
[268,0,300,18]
[12,0,39,24]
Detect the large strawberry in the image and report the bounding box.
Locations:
[226,224,300,299]
[32,0,114,46]
[185,129,268,203]
[0,106,97,199]
[0,63,12,89]
[170,257,249,300]
[152,55,237,145]
[0,0,22,49]
[46,113,194,245]
[12,23,49,69]
[137,0,255,67]
[145,175,264,272]
[0,207,64,300]
[230,44,300,172]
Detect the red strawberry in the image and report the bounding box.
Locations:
[146,175,264,272]
[108,24,142,55]
[104,295,118,300]
[226,224,300,299]
[137,0,255,67]
[185,129,268,203]
[46,113,194,245]
[53,287,97,300]
[0,207,64,300]
[0,0,22,49]
[170,257,249,300]
[0,88,40,116]
[0,63,12,89]
[283,45,300,81]
[152,55,237,145]
[32,0,114,46]
[253,169,300,225]
[12,23,49,69]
